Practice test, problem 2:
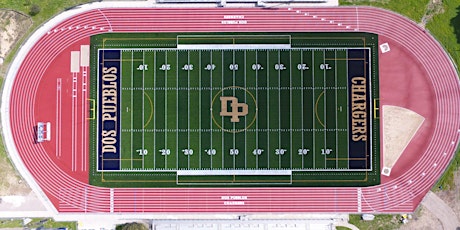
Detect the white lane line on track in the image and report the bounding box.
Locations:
[72,72,78,172]
[81,67,88,171]
[56,78,62,158]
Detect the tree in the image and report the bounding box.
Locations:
[117,222,148,230]
[29,4,41,16]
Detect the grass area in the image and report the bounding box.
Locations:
[336,226,352,230]
[340,0,429,23]
[0,218,76,229]
[426,0,460,77]
[349,214,402,230]
[434,146,460,190]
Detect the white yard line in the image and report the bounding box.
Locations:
[335,50,338,169]
[221,50,224,169]
[312,50,315,169]
[142,51,145,169]
[255,50,259,169]
[199,50,202,169]
[130,51,134,169]
[153,51,156,169]
[323,50,327,169]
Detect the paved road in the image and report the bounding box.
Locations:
[422,191,460,230]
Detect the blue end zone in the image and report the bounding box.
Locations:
[98,50,121,171]
[347,49,371,170]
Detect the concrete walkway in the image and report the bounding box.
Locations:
[333,221,359,230]
[421,191,460,230]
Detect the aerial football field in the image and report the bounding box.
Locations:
[90,32,380,187]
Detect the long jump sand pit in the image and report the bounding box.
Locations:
[382,105,425,176]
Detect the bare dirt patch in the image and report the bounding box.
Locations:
[0,10,32,59]
[0,9,32,196]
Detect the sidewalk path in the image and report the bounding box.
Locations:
[421,191,460,230]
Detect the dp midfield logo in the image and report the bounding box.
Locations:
[219,96,248,122]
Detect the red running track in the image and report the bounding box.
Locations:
[6,6,460,213]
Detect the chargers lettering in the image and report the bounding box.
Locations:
[350,76,367,142]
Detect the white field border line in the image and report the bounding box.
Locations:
[177,169,292,176]
[118,51,122,171]
[56,78,62,158]
[368,48,373,172]
[96,51,100,172]
[176,34,292,40]
[101,47,371,51]
[177,44,291,50]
